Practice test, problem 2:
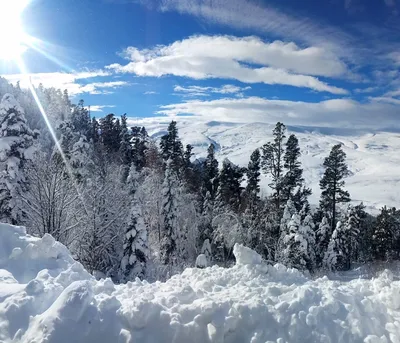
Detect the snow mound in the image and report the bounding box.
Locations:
[233,243,262,265]
[1,224,400,342]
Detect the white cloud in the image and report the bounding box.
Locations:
[1,70,129,96]
[369,96,400,105]
[79,81,130,95]
[107,35,348,94]
[174,84,251,97]
[354,86,379,93]
[130,0,353,56]
[384,88,400,97]
[86,105,116,112]
[156,96,399,128]
[144,91,158,94]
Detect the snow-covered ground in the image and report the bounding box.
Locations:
[130,117,400,212]
[1,223,400,342]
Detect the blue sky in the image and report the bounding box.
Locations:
[1,0,400,128]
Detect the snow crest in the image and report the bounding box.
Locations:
[1,224,400,342]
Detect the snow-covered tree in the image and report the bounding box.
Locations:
[275,199,297,262]
[315,216,331,267]
[21,152,79,246]
[372,206,395,261]
[0,94,37,224]
[74,163,130,280]
[200,238,212,266]
[121,197,148,281]
[300,214,316,272]
[323,221,350,271]
[281,213,306,270]
[160,159,180,265]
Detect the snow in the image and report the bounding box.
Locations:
[195,254,208,268]
[1,224,400,342]
[233,243,262,265]
[129,118,400,211]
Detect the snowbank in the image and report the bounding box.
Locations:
[1,224,400,342]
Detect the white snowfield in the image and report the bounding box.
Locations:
[1,224,400,343]
[131,118,400,211]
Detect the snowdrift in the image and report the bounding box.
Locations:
[1,224,400,342]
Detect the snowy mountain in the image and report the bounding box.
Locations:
[2,223,400,343]
[130,117,400,211]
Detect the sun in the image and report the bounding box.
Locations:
[0,0,31,60]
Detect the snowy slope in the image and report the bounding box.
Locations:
[1,224,400,342]
[130,117,400,211]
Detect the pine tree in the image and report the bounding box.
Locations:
[121,195,148,281]
[372,206,395,261]
[100,113,121,156]
[182,144,198,191]
[323,221,350,271]
[276,199,297,262]
[344,204,365,263]
[202,143,219,200]
[217,159,245,212]
[300,214,316,272]
[282,134,311,211]
[261,122,286,211]
[119,114,133,181]
[201,238,212,265]
[160,121,184,174]
[319,144,351,231]
[71,99,91,138]
[160,159,179,265]
[281,213,312,271]
[246,148,261,204]
[315,216,331,267]
[132,126,148,171]
[0,94,37,224]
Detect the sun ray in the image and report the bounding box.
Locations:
[16,55,89,216]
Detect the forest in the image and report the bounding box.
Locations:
[0,77,398,283]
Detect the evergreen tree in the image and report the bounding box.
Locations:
[160,121,184,174]
[71,99,91,138]
[323,221,351,271]
[282,134,311,211]
[344,204,365,263]
[281,212,316,272]
[245,148,261,204]
[372,206,395,261]
[119,114,133,181]
[91,117,100,145]
[300,214,316,272]
[100,113,121,156]
[315,216,331,267]
[160,159,179,265]
[0,94,37,224]
[261,122,286,211]
[132,126,148,171]
[276,199,297,262]
[182,144,198,191]
[217,158,245,212]
[319,144,351,231]
[121,190,148,281]
[202,143,219,200]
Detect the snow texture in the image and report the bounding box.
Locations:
[134,118,400,212]
[1,224,400,342]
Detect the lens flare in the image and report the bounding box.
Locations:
[0,0,32,60]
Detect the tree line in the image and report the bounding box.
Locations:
[0,78,398,282]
